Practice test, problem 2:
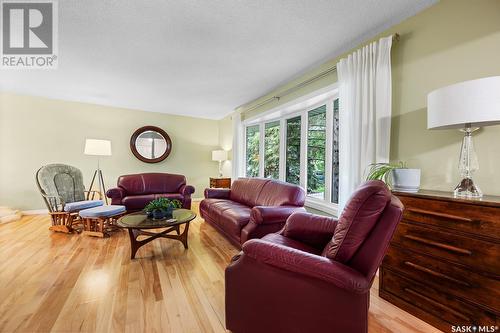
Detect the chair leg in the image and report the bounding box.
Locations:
[49,213,72,233]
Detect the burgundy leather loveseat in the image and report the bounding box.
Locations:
[106,173,195,211]
[200,178,306,247]
[225,180,404,333]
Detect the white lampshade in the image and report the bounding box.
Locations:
[84,139,112,156]
[427,76,500,130]
[212,150,227,162]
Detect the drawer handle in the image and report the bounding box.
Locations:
[406,208,474,223]
[404,235,472,255]
[403,287,471,322]
[404,261,471,287]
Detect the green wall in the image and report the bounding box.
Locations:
[0,93,221,210]
[236,0,500,195]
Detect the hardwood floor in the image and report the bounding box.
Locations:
[0,202,441,333]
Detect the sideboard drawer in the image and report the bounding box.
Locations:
[381,190,500,331]
[383,246,500,310]
[392,222,499,276]
[398,196,499,239]
[381,269,499,330]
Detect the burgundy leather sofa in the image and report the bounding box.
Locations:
[106,173,195,211]
[225,180,404,333]
[200,178,306,247]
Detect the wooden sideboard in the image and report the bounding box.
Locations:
[380,190,500,332]
[210,177,231,189]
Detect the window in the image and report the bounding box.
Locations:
[307,105,326,199]
[243,89,339,214]
[246,125,260,177]
[264,121,280,179]
[286,116,301,185]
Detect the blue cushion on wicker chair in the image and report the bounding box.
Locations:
[64,200,103,212]
[79,205,126,218]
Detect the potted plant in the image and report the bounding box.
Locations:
[144,198,182,219]
[365,162,421,192]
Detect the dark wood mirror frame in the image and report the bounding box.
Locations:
[130,126,172,163]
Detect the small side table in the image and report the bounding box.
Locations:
[210,177,231,189]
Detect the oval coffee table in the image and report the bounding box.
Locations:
[116,209,196,259]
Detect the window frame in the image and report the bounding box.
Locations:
[242,84,339,216]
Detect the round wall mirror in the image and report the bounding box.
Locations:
[130,126,172,163]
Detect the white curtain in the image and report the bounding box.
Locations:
[231,111,245,179]
[337,36,393,209]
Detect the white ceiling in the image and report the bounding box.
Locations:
[0,0,437,119]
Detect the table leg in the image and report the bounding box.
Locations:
[127,222,190,259]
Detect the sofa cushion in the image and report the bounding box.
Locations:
[203,200,252,238]
[217,205,252,239]
[117,173,186,195]
[121,193,184,211]
[200,198,222,217]
[155,193,184,201]
[322,180,391,263]
[122,194,155,211]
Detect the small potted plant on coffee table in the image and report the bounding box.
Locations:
[145,198,182,220]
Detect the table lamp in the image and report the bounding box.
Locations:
[212,150,227,177]
[84,139,112,203]
[427,76,500,198]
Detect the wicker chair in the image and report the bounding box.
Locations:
[36,164,103,233]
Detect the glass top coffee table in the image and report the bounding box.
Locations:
[116,209,196,259]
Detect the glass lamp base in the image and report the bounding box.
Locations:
[454,177,482,198]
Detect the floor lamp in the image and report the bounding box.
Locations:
[84,139,112,204]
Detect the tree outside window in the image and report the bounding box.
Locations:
[264,121,280,179]
[286,116,301,185]
[307,105,326,199]
[246,125,260,177]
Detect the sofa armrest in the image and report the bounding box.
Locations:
[251,206,306,225]
[282,212,338,249]
[106,187,125,199]
[242,239,370,294]
[180,185,195,196]
[204,188,231,199]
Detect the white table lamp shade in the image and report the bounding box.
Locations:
[84,139,112,156]
[212,150,227,162]
[427,76,500,130]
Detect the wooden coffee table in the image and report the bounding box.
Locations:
[116,209,196,259]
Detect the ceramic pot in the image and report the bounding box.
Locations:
[391,168,421,192]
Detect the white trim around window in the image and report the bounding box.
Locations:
[241,83,340,216]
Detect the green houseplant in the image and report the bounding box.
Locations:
[365,161,421,192]
[144,198,182,219]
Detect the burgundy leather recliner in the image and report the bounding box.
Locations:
[200,178,306,247]
[106,173,195,211]
[225,180,404,333]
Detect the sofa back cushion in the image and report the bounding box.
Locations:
[322,180,390,263]
[230,178,305,208]
[118,173,186,195]
[257,180,305,207]
[230,178,269,207]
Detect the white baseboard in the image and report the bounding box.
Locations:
[192,197,203,202]
[22,209,49,215]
